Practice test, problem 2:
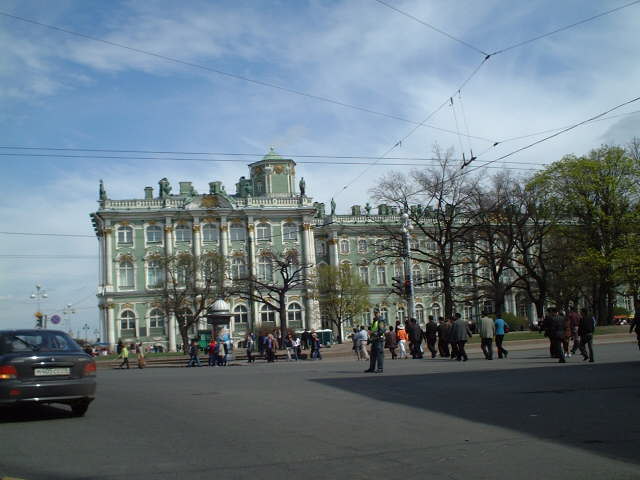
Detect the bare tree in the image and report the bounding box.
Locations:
[370,145,481,318]
[156,252,228,352]
[232,248,314,342]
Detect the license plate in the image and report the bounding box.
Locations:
[34,368,70,376]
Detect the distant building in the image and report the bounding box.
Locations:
[91,149,533,351]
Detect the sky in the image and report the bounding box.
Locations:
[1,0,639,335]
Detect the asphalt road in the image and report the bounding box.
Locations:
[2,342,640,480]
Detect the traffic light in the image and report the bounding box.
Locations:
[391,276,403,296]
[403,279,413,297]
[35,312,43,328]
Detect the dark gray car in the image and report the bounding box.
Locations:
[0,329,96,416]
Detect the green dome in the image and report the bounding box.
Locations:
[262,147,284,161]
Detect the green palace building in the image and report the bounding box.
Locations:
[91,149,534,352]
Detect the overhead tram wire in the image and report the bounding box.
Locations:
[333,55,491,198]
[372,0,489,57]
[0,151,540,170]
[489,0,640,56]
[0,10,494,139]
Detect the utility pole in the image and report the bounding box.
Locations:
[401,212,416,320]
[63,304,76,335]
[30,284,48,328]
[83,323,91,342]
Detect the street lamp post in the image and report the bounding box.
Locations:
[30,284,48,328]
[401,212,416,320]
[82,323,90,342]
[63,303,76,336]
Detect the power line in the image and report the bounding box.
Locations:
[372,0,488,56]
[490,0,640,56]
[459,95,640,177]
[0,151,540,169]
[0,231,94,238]
[333,56,491,197]
[0,10,491,136]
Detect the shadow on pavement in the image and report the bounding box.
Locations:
[0,403,74,423]
[311,361,640,465]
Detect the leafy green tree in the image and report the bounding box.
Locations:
[317,264,370,342]
[530,144,640,323]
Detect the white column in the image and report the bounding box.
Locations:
[104,227,114,289]
[220,217,229,257]
[328,234,339,268]
[164,217,173,256]
[193,221,202,283]
[168,313,177,352]
[107,304,116,351]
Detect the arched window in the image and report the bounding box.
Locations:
[147,260,163,288]
[287,303,303,329]
[120,310,135,330]
[397,307,406,323]
[202,223,219,242]
[231,258,246,280]
[316,241,326,256]
[415,304,425,322]
[357,239,368,252]
[376,264,387,285]
[431,303,441,318]
[380,307,389,322]
[175,224,192,242]
[256,223,271,241]
[233,305,248,330]
[176,258,190,286]
[257,256,273,282]
[463,304,473,321]
[117,226,133,245]
[149,309,165,329]
[283,223,298,241]
[428,267,440,288]
[339,239,350,254]
[260,304,277,325]
[230,224,246,241]
[394,262,404,279]
[146,225,162,243]
[118,260,134,289]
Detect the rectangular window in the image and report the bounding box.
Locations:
[377,266,387,285]
[359,266,369,284]
[230,225,245,241]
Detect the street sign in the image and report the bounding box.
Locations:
[50,314,61,325]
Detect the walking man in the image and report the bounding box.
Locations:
[118,343,130,369]
[186,339,202,367]
[424,316,438,358]
[385,326,397,359]
[408,318,423,359]
[479,311,495,360]
[437,316,450,357]
[364,322,385,373]
[629,314,640,351]
[450,313,472,361]
[579,309,595,362]
[356,326,370,361]
[549,308,567,364]
[494,313,510,359]
[568,307,582,355]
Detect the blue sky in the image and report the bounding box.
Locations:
[1,0,639,334]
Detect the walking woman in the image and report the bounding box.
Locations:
[208,338,217,366]
[310,332,322,360]
[245,332,255,363]
[396,324,409,359]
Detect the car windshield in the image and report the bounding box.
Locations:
[0,331,82,354]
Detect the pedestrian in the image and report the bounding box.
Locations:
[265,333,276,362]
[494,313,510,359]
[630,314,640,351]
[479,311,495,360]
[357,326,369,361]
[186,339,202,367]
[352,328,361,360]
[437,316,450,357]
[424,316,438,358]
[216,339,226,366]
[385,326,397,359]
[118,343,130,369]
[223,339,233,365]
[284,334,298,361]
[364,322,385,373]
[568,307,582,355]
[116,339,124,356]
[396,324,409,359]
[408,318,423,359]
[562,310,572,358]
[301,329,310,350]
[549,307,567,364]
[310,332,322,360]
[578,308,595,362]
[293,335,302,359]
[258,334,265,356]
[208,338,217,366]
[450,313,472,361]
[135,342,145,369]
[245,332,255,363]
[447,317,459,360]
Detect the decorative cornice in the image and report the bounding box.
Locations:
[327,239,337,245]
[103,228,113,235]
[247,224,255,232]
[220,225,228,232]
[302,223,312,231]
[192,225,201,232]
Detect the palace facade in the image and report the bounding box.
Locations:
[91,149,533,351]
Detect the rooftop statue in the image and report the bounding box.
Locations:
[99,179,107,202]
[299,177,306,196]
[330,198,336,216]
[365,202,371,216]
[159,178,172,198]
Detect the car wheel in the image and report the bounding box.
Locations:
[70,399,91,417]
